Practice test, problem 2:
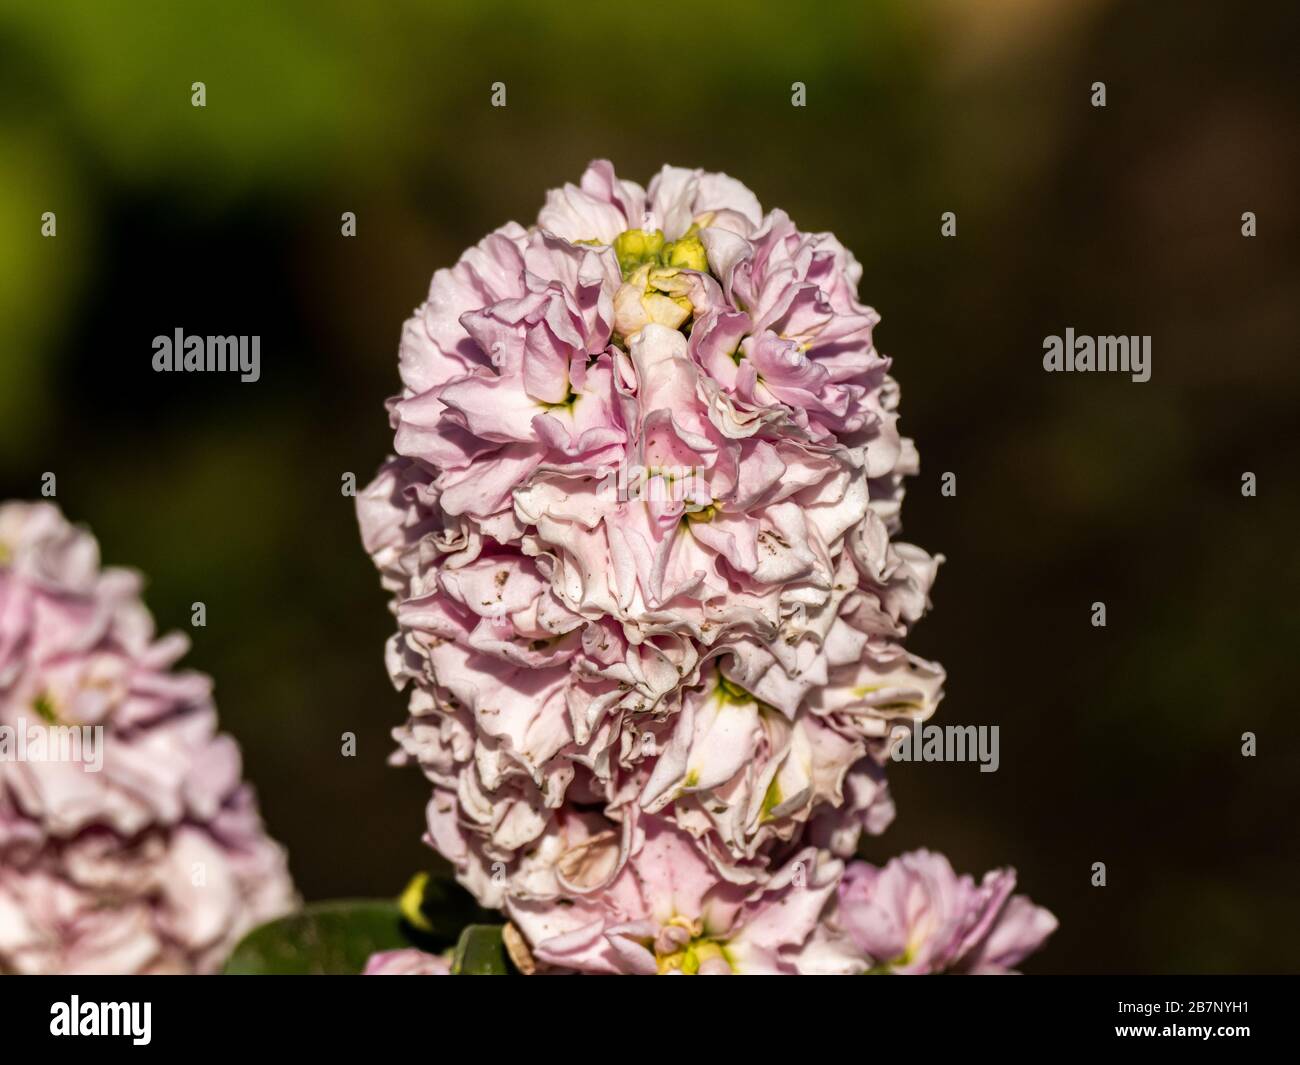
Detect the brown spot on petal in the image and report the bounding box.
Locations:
[556,830,621,891]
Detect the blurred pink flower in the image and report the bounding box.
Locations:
[0,502,295,974]
[828,850,1057,974]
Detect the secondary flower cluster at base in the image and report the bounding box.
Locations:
[0,503,295,974]
[358,161,1054,973]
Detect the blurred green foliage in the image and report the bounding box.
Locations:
[1,0,1297,973]
[223,900,410,975]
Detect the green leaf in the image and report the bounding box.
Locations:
[452,924,510,975]
[223,899,408,975]
[222,872,503,974]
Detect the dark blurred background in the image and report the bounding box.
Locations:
[1,0,1296,973]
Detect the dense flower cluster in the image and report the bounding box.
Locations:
[0,503,295,974]
[360,162,1052,973]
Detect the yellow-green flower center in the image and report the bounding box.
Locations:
[759,774,783,822]
[863,947,915,975]
[32,692,59,725]
[613,227,710,280]
[715,672,757,706]
[656,933,734,975]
